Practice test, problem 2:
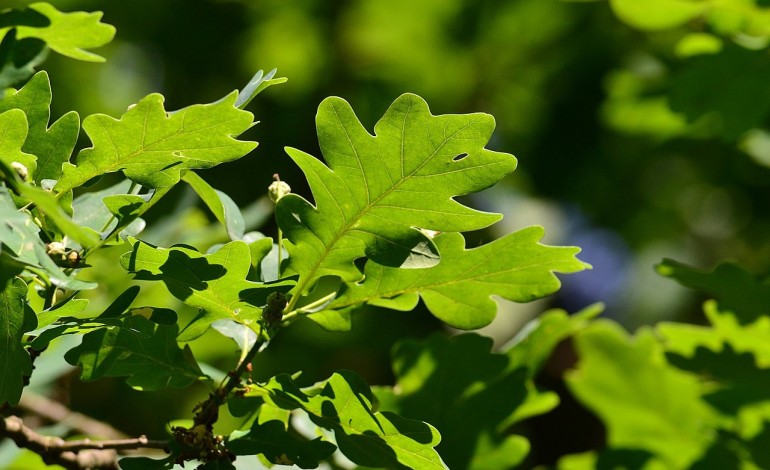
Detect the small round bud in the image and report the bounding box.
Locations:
[66,250,81,267]
[261,291,287,326]
[11,162,28,181]
[46,242,66,257]
[268,174,291,203]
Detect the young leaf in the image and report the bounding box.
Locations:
[10,2,115,62]
[64,315,206,390]
[254,370,445,469]
[0,109,36,177]
[0,277,36,406]
[0,71,80,183]
[277,93,517,298]
[120,239,294,341]
[183,171,245,240]
[72,179,147,240]
[327,227,589,330]
[235,68,288,109]
[56,92,256,192]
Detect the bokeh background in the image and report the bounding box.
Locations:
[6,0,770,467]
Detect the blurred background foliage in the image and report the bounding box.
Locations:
[5,0,770,467]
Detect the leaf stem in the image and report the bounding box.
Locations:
[281,291,337,323]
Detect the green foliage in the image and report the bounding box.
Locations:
[6,2,770,470]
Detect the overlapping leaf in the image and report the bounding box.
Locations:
[56,91,256,192]
[4,2,115,62]
[0,71,80,183]
[64,314,205,390]
[0,277,36,406]
[0,186,95,290]
[228,420,337,468]
[276,93,518,297]
[251,371,444,469]
[566,321,718,469]
[120,239,293,340]
[0,109,36,177]
[326,227,589,330]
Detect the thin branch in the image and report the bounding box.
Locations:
[1,416,168,470]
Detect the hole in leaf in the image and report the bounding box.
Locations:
[453,153,468,161]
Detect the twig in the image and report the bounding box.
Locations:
[1,415,168,470]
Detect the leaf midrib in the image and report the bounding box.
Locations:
[290,102,481,305]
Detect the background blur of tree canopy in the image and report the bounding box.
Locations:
[5,0,770,465]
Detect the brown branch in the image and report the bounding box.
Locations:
[1,416,168,470]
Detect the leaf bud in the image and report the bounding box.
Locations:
[46,242,66,257]
[268,174,291,203]
[11,162,28,181]
[261,291,287,326]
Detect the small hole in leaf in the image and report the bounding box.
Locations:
[453,153,468,161]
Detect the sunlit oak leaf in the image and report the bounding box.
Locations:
[56,92,256,191]
[11,3,115,62]
[253,370,445,470]
[566,321,718,469]
[0,71,79,183]
[0,109,36,178]
[327,227,589,330]
[277,93,517,298]
[120,239,293,341]
[0,278,36,406]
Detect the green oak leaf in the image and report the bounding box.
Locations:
[326,227,589,330]
[252,371,444,469]
[227,420,337,468]
[0,109,36,177]
[183,171,245,240]
[56,91,256,192]
[0,277,36,406]
[120,239,294,341]
[657,259,770,325]
[0,71,80,183]
[6,3,115,62]
[276,93,517,298]
[64,314,205,390]
[566,320,718,469]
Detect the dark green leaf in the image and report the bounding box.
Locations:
[228,420,336,468]
[0,277,35,405]
[64,315,206,390]
[253,370,444,469]
[657,259,770,324]
[376,333,540,470]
